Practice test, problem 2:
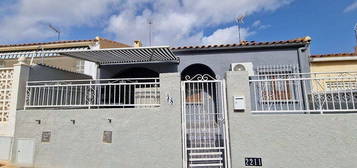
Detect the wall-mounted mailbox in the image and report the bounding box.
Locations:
[234,96,245,111]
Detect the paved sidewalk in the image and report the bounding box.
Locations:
[0,162,17,168]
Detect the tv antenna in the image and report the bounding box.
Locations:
[48,24,61,41]
[354,23,357,45]
[147,19,153,46]
[236,15,245,43]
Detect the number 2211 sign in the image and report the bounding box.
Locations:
[245,157,262,166]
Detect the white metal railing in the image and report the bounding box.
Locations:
[250,72,357,114]
[25,78,160,109]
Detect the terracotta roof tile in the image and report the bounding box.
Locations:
[170,36,311,50]
[311,53,357,58]
[0,39,97,48]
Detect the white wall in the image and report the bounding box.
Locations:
[13,73,183,168]
[0,136,12,161]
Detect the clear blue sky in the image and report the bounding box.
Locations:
[245,0,357,54]
[0,0,356,55]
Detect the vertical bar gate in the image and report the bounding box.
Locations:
[181,74,230,168]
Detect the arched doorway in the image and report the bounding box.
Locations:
[181,64,216,80]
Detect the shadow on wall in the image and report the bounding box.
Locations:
[29,64,91,81]
[112,67,159,78]
[101,67,160,108]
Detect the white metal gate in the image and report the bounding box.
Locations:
[181,74,230,168]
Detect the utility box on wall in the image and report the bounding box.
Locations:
[15,138,35,166]
[233,96,245,111]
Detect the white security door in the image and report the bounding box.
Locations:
[15,139,34,166]
[181,74,230,168]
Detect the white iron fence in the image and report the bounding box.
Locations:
[25,78,160,109]
[250,72,357,114]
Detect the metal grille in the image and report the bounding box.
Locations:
[182,74,229,168]
[0,68,13,123]
[254,64,300,75]
[250,71,357,114]
[25,78,160,108]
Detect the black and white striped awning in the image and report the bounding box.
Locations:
[60,46,179,65]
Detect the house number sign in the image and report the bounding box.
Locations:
[245,157,262,166]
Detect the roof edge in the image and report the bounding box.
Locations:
[0,37,130,52]
[172,42,309,52]
[171,36,311,51]
[311,52,357,58]
[0,40,96,52]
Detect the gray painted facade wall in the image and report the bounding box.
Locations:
[226,71,357,168]
[98,45,310,80]
[176,47,310,79]
[13,73,182,168]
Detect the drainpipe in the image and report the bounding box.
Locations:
[297,43,310,113]
[297,44,310,73]
[95,63,100,79]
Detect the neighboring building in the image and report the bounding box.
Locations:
[311,50,357,73]
[310,47,357,91]
[0,37,128,140]
[0,37,129,74]
[1,36,357,168]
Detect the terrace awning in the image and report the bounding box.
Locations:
[59,46,179,65]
